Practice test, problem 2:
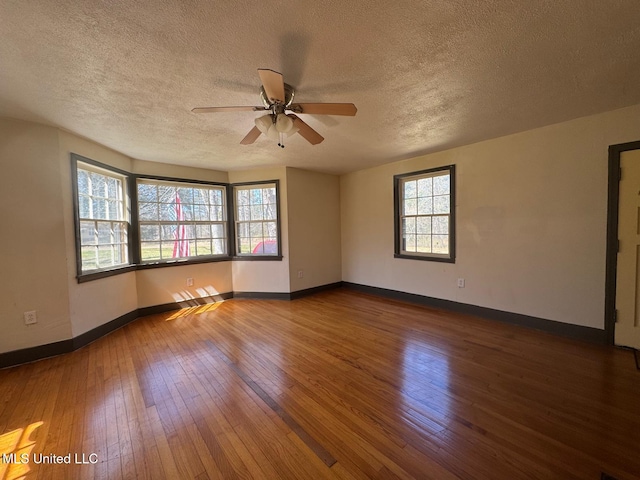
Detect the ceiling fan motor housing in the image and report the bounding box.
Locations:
[260,83,295,109]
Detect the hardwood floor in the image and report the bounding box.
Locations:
[1,288,639,479]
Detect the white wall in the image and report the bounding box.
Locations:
[287,168,342,292]
[341,104,640,329]
[0,119,73,351]
[228,167,291,293]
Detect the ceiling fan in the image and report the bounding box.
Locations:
[192,69,357,147]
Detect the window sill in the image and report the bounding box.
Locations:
[137,256,233,270]
[77,265,137,283]
[232,255,283,261]
[394,253,455,263]
[77,256,234,283]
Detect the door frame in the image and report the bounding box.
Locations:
[605,140,640,344]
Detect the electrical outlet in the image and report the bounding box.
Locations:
[297,270,304,279]
[186,277,194,287]
[24,311,37,325]
[457,278,465,288]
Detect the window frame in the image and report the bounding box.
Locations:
[71,154,284,283]
[393,165,456,263]
[231,180,282,260]
[71,154,135,282]
[132,174,232,268]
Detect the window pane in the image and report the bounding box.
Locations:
[79,195,90,218]
[107,178,118,199]
[251,238,264,254]
[196,240,212,255]
[193,188,208,204]
[210,189,223,205]
[141,242,161,260]
[139,202,158,221]
[264,188,276,204]
[77,170,89,195]
[263,204,276,220]
[432,216,449,234]
[265,222,277,237]
[161,225,177,240]
[416,217,431,234]
[80,221,96,245]
[432,235,449,254]
[196,225,211,239]
[402,217,416,235]
[417,197,432,215]
[177,187,193,204]
[97,222,112,244]
[250,205,263,220]
[417,177,433,197]
[107,200,119,220]
[213,239,226,255]
[433,195,450,214]
[97,245,113,267]
[250,189,263,205]
[250,222,263,237]
[417,235,432,252]
[158,185,176,203]
[114,222,127,243]
[433,174,450,196]
[238,238,251,254]
[81,246,97,271]
[212,224,225,238]
[138,183,158,202]
[194,204,209,221]
[90,172,107,197]
[160,203,175,221]
[237,189,249,206]
[140,225,160,241]
[404,198,417,216]
[404,234,416,252]
[238,206,250,221]
[237,223,250,238]
[210,206,224,221]
[403,180,416,199]
[93,198,107,220]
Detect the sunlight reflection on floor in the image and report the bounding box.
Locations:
[0,421,43,480]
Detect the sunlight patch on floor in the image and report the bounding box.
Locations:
[0,421,43,480]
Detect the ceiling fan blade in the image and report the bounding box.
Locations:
[290,103,357,116]
[192,106,265,113]
[258,69,285,103]
[290,115,324,145]
[240,126,262,145]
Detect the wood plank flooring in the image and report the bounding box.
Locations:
[1,288,639,479]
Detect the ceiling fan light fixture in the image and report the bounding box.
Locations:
[275,113,294,133]
[254,115,273,134]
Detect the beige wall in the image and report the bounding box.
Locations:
[0,119,73,351]
[136,262,233,308]
[228,167,291,293]
[341,104,640,329]
[57,130,139,337]
[287,167,342,292]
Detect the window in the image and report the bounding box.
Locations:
[137,179,228,262]
[73,157,130,274]
[394,165,455,262]
[233,182,280,257]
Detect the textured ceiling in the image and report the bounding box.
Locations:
[1,1,639,174]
